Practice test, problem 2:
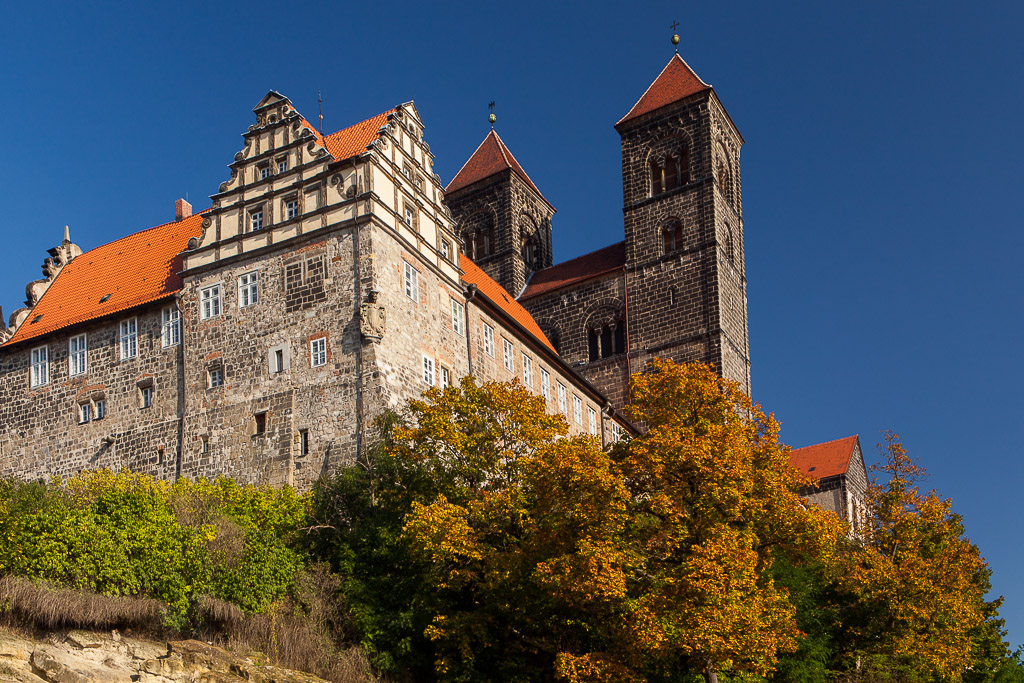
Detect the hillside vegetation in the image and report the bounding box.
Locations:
[0,361,1020,682]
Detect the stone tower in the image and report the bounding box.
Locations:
[615,54,750,393]
[444,130,555,297]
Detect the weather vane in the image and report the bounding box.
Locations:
[488,101,496,128]
[318,90,324,136]
[671,20,680,52]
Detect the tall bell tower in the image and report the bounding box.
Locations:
[616,49,751,392]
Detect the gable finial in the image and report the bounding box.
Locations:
[63,225,70,243]
[488,101,496,128]
[318,90,324,137]
[671,20,680,53]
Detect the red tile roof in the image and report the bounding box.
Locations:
[4,213,206,347]
[789,435,860,481]
[446,130,554,210]
[616,54,711,128]
[460,253,555,352]
[520,241,626,300]
[322,109,395,161]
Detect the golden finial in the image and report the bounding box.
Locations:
[671,20,680,52]
[488,101,496,127]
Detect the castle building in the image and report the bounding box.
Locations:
[0,53,861,511]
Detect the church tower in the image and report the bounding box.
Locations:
[444,130,555,297]
[616,53,751,392]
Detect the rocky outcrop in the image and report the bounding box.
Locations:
[0,628,327,683]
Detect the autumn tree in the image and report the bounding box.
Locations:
[834,433,1004,682]
[610,359,843,683]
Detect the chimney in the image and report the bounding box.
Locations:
[175,198,192,221]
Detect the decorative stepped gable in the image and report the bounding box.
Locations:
[615,53,712,129]
[0,227,84,345]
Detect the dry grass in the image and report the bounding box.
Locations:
[197,564,380,683]
[0,576,168,635]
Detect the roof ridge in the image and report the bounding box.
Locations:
[322,107,396,143]
[76,209,210,257]
[792,434,859,451]
[542,240,626,270]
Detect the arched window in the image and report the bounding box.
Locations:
[664,155,678,193]
[725,226,735,263]
[650,159,663,196]
[663,220,684,255]
[586,315,626,361]
[716,157,732,203]
[650,144,690,198]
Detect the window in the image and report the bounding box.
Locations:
[422,354,435,386]
[29,344,48,387]
[200,285,222,320]
[503,339,514,372]
[310,337,327,367]
[249,207,264,231]
[68,334,87,376]
[161,306,181,347]
[201,435,209,453]
[440,239,451,261]
[611,422,621,443]
[451,299,465,335]
[440,365,452,388]
[573,395,583,425]
[588,406,597,435]
[119,318,138,360]
[285,197,299,220]
[404,262,419,302]
[299,429,309,456]
[401,165,411,179]
[208,367,224,388]
[157,447,165,465]
[95,399,106,420]
[540,368,550,401]
[258,164,269,180]
[663,220,684,254]
[557,382,567,415]
[274,348,285,373]
[482,323,494,357]
[140,385,153,409]
[238,271,259,308]
[522,354,533,386]
[403,203,415,227]
[277,157,288,174]
[78,403,91,424]
[255,412,267,435]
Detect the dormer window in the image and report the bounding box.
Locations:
[249,208,264,232]
[257,163,270,181]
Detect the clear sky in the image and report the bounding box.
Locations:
[1,0,1021,646]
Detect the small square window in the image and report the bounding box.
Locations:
[482,323,494,357]
[119,319,138,360]
[238,271,259,308]
[201,435,209,453]
[404,262,419,302]
[208,367,224,388]
[255,412,267,435]
[258,164,269,181]
[422,354,435,386]
[402,165,411,179]
[310,337,327,367]
[285,198,299,221]
[404,204,415,227]
[440,239,451,261]
[78,403,91,424]
[94,399,106,420]
[250,208,264,231]
[277,157,288,174]
[200,285,222,320]
[140,386,153,409]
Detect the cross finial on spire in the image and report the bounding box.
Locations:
[488,101,496,128]
[671,20,680,52]
[318,90,324,136]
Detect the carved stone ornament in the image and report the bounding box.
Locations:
[359,291,386,341]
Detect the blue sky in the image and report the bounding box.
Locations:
[1,0,1022,646]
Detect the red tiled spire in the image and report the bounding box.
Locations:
[616,54,711,128]
[789,435,860,480]
[446,130,553,210]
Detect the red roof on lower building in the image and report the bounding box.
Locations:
[4,213,206,347]
[520,241,626,300]
[789,435,860,480]
[460,253,554,352]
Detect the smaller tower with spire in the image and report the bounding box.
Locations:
[444,122,555,297]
